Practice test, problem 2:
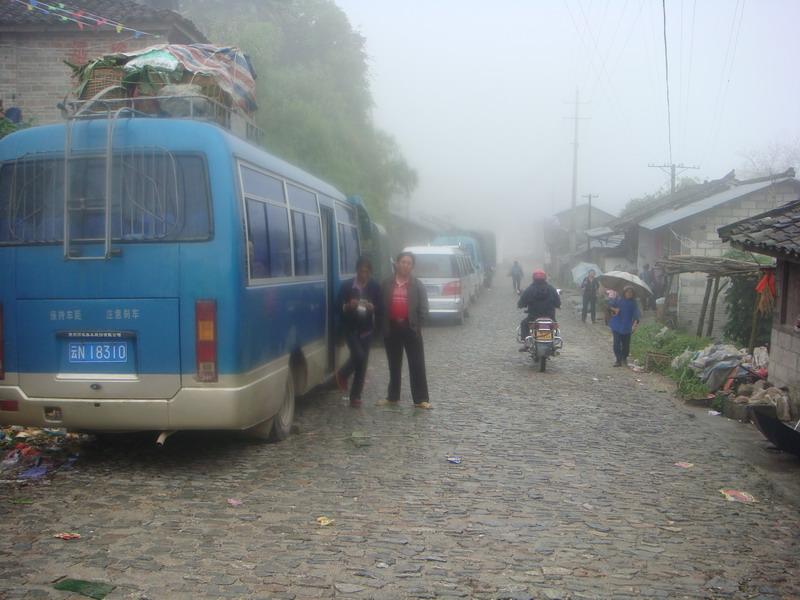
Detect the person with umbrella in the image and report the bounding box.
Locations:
[580,269,599,323]
[607,285,640,367]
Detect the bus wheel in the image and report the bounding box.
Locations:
[270,373,296,442]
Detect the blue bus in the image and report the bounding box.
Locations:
[0,108,365,441]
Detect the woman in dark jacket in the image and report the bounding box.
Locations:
[335,256,383,407]
[378,251,432,409]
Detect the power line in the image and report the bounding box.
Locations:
[661,0,673,165]
[709,0,746,159]
[588,0,630,99]
[705,0,744,162]
[681,0,698,156]
[562,0,622,116]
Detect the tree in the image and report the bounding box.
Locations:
[722,250,773,347]
[620,177,700,217]
[739,140,800,178]
[179,0,416,219]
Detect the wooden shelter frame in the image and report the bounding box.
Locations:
[654,255,769,340]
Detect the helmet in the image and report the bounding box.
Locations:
[533,270,546,281]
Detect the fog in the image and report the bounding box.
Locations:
[336,0,800,259]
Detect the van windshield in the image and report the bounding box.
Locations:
[414,254,456,278]
[0,152,210,245]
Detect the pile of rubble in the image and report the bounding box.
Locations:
[1,426,88,483]
[671,342,797,421]
[732,381,795,421]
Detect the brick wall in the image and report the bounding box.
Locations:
[0,32,166,126]
[658,182,800,334]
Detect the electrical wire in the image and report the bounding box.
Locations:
[681,0,697,159]
[661,0,674,165]
[563,0,627,130]
[709,0,746,159]
[588,0,630,99]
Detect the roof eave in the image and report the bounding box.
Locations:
[728,240,800,263]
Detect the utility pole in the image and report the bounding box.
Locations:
[566,89,590,253]
[648,163,700,195]
[582,193,598,231]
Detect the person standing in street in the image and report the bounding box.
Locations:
[335,256,383,408]
[510,260,523,293]
[608,285,641,367]
[581,269,599,323]
[379,251,432,409]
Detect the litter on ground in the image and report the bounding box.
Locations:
[53,578,115,599]
[719,489,757,503]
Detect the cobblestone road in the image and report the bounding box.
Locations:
[2,286,800,600]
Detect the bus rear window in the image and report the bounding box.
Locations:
[0,153,211,245]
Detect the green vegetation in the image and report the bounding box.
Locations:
[0,118,30,140]
[630,323,712,399]
[630,323,711,369]
[722,250,774,347]
[619,177,699,217]
[179,0,416,219]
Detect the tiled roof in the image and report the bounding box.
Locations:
[0,0,207,41]
[718,198,800,260]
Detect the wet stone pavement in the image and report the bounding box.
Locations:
[1,286,800,600]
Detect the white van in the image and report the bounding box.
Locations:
[403,245,472,324]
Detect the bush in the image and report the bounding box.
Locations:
[723,274,771,347]
[722,249,773,347]
[630,323,711,399]
[630,323,711,372]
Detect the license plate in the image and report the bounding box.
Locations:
[68,342,129,364]
[535,331,553,340]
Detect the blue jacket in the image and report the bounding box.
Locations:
[608,297,640,334]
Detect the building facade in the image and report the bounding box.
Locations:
[719,199,800,393]
[588,170,800,332]
[0,0,206,126]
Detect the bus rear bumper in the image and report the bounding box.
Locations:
[0,369,288,432]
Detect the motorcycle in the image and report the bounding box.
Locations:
[517,316,563,372]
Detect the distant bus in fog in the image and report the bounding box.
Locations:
[432,231,496,287]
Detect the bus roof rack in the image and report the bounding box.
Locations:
[60,89,264,144]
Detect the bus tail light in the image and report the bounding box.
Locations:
[195,300,217,382]
[0,302,4,380]
[442,280,461,296]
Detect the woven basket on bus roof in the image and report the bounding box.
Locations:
[79,66,127,100]
[181,72,231,108]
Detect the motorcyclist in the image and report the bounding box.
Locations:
[517,269,561,343]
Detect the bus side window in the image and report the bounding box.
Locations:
[292,211,308,276]
[291,211,324,276]
[265,204,291,277]
[246,199,269,278]
[305,216,323,274]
